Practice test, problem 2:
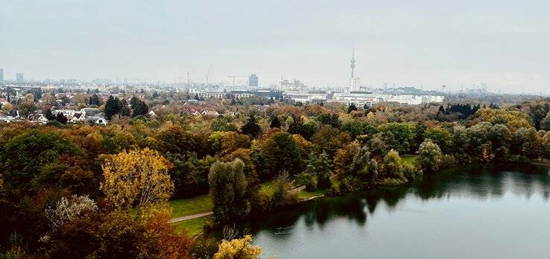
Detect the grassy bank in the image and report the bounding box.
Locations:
[170,155,550,237]
[170,181,326,235]
[170,193,213,218]
[297,189,325,200]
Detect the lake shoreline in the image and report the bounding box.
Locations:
[190,162,550,237]
[250,165,550,259]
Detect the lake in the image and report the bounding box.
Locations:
[250,165,550,259]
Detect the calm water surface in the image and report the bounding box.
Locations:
[251,165,550,259]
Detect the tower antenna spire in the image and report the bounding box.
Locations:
[351,48,356,79]
[350,48,356,91]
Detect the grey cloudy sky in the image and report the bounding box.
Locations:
[1,0,550,93]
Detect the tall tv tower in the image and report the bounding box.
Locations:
[349,48,357,91]
[350,48,356,81]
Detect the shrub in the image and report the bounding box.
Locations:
[271,172,297,208]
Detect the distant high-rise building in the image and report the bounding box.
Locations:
[0,69,4,82]
[249,74,259,87]
[16,73,24,82]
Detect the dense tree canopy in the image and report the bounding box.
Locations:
[1,97,549,257]
[1,130,80,188]
[240,115,261,138]
[255,132,304,179]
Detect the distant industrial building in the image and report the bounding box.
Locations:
[16,73,24,82]
[231,89,282,99]
[189,88,282,100]
[248,74,258,87]
[331,91,379,106]
[188,89,226,99]
[284,91,328,103]
[279,90,445,106]
[280,79,306,90]
[329,92,444,106]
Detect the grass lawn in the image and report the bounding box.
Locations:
[170,182,276,218]
[169,193,213,218]
[297,189,326,200]
[173,216,213,236]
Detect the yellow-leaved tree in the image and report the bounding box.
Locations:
[213,235,262,259]
[100,148,174,209]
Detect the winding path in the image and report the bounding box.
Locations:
[169,211,214,223]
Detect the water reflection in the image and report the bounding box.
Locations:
[251,165,550,258]
[413,165,550,202]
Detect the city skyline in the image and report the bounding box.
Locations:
[2,0,550,94]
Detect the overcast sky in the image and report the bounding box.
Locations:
[1,0,550,93]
